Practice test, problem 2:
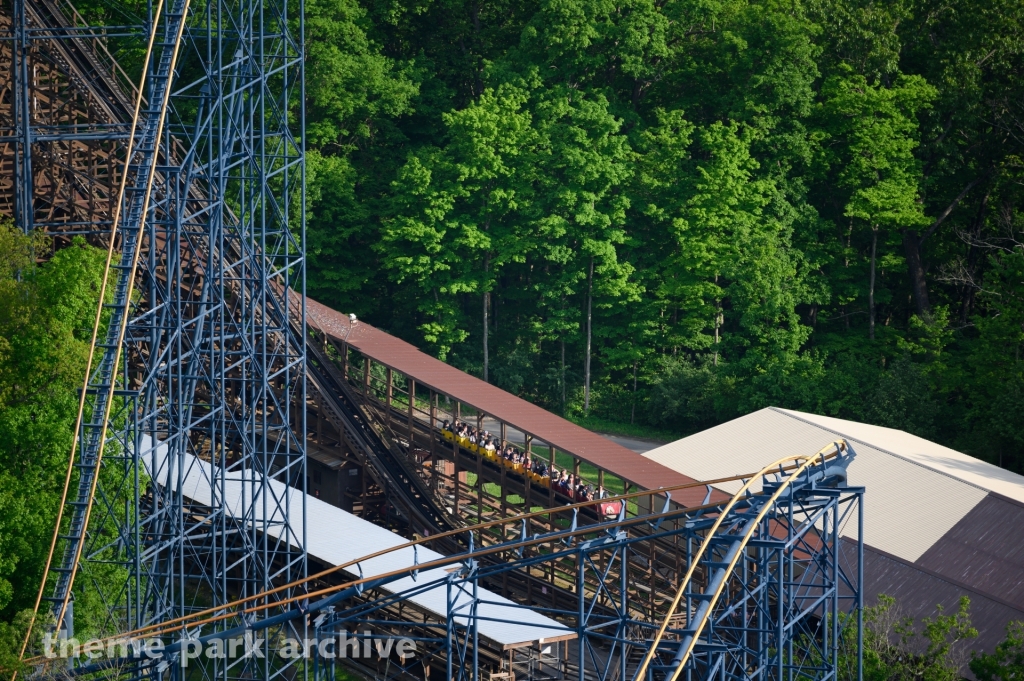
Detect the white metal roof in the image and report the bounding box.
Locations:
[641,408,1006,563]
[775,409,1024,504]
[141,438,572,649]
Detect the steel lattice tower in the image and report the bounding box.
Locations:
[2,0,308,678]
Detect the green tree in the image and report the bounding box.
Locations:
[0,229,107,619]
[292,0,1024,473]
[820,73,935,339]
[381,84,537,361]
[959,223,1024,471]
[0,225,119,650]
[971,621,1024,681]
[302,0,419,316]
[638,113,812,369]
[527,86,636,414]
[836,594,977,681]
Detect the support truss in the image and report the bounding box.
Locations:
[4,1,308,680]
[69,444,861,681]
[308,448,864,681]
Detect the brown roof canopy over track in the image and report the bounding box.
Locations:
[305,296,714,505]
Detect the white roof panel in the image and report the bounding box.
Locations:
[641,408,988,562]
[142,438,571,649]
[776,409,1024,504]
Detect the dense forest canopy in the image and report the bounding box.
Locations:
[294,0,1024,471]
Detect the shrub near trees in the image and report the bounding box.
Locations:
[972,621,1024,681]
[297,0,1024,474]
[0,225,124,673]
[835,595,977,681]
[833,595,1024,681]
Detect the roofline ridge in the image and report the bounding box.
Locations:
[767,407,993,496]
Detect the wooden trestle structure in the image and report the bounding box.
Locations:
[287,300,744,633]
[0,0,134,237]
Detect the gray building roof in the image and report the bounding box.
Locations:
[643,408,1024,657]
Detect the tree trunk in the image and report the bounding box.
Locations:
[869,226,878,340]
[902,230,930,318]
[900,177,983,321]
[560,293,567,414]
[630,359,638,424]
[713,275,722,366]
[483,253,489,383]
[960,191,991,325]
[470,3,483,97]
[560,337,566,415]
[584,256,594,416]
[713,314,720,366]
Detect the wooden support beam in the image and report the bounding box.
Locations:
[476,427,484,525]
[407,378,416,441]
[316,398,323,445]
[548,443,555,507]
[453,402,461,516]
[362,357,370,399]
[429,391,437,489]
[551,558,557,609]
[385,367,393,426]
[649,528,656,612]
[360,463,367,517]
[524,460,532,514]
[500,454,507,528]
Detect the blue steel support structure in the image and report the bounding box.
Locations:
[303,449,863,681]
[85,445,856,681]
[60,445,861,681]
[3,1,307,680]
